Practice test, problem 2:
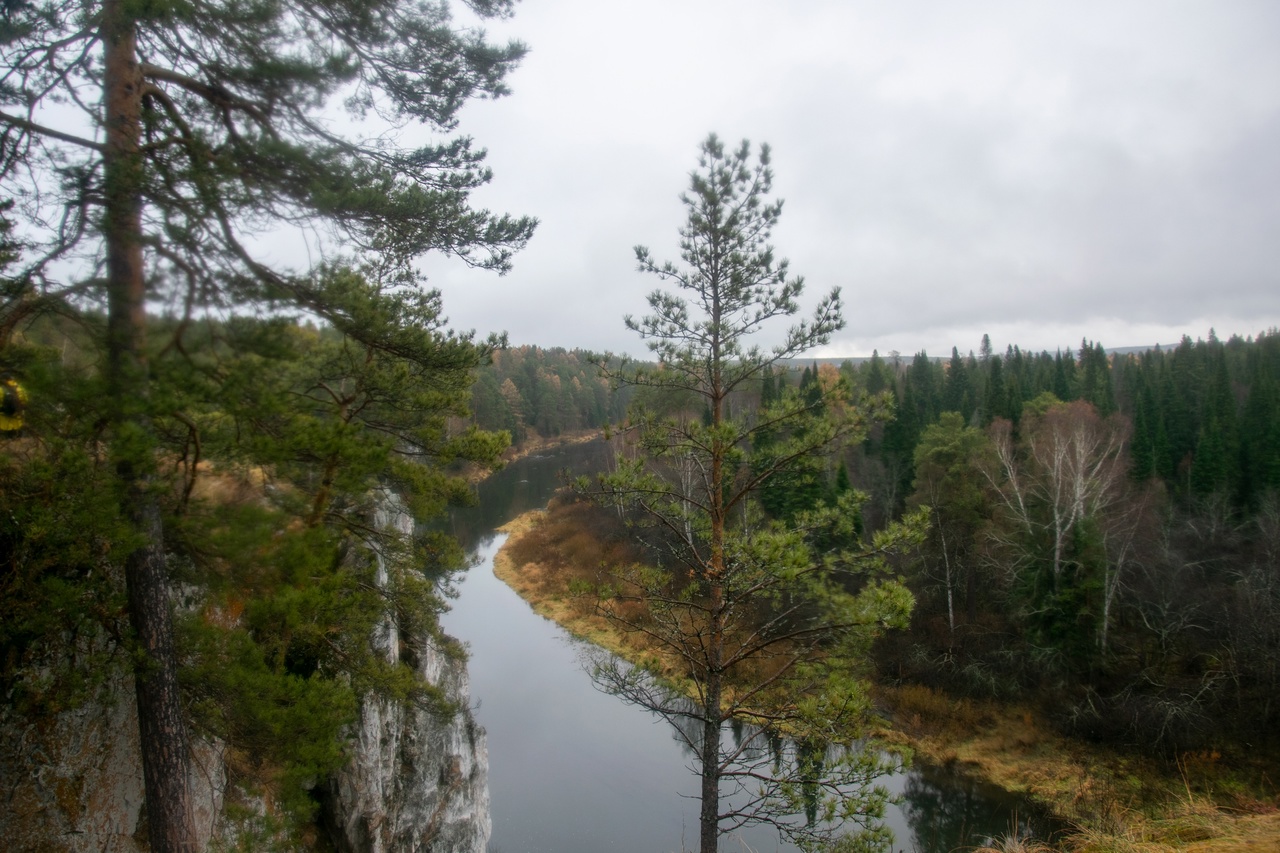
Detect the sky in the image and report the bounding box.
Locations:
[420,0,1280,359]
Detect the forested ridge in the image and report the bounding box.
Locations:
[860,332,1280,513]
[874,334,1276,754]
[849,332,1280,758]
[468,345,632,441]
[484,330,1280,761]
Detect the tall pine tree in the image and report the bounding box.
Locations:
[592,135,919,853]
[1,2,534,847]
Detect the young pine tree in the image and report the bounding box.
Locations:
[589,135,923,853]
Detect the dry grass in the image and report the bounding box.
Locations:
[975,837,1058,853]
[494,499,657,665]
[496,499,762,704]
[496,505,1280,853]
[185,459,275,506]
[1062,799,1280,853]
[879,681,993,740]
[494,498,818,702]
[877,683,1280,853]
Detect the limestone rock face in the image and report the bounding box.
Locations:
[323,489,491,853]
[325,637,491,853]
[0,489,490,852]
[0,670,225,853]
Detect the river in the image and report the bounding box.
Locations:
[439,439,1057,853]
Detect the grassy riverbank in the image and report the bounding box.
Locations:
[462,429,602,484]
[493,504,682,676]
[878,684,1280,852]
[494,500,1280,853]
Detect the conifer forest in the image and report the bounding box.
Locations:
[1,1,1278,851]
[472,332,1280,756]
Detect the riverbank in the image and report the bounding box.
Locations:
[493,505,670,672]
[876,684,1280,852]
[494,503,1280,853]
[462,429,602,484]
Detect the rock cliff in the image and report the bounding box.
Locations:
[0,667,226,852]
[322,490,491,853]
[0,488,490,852]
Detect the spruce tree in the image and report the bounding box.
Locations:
[942,346,970,417]
[986,353,1007,424]
[1053,349,1075,400]
[1240,360,1280,505]
[865,349,889,395]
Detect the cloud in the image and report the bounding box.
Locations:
[423,0,1280,358]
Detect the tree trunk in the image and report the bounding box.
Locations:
[699,585,724,853]
[699,668,722,853]
[125,503,196,851]
[966,552,978,625]
[701,329,725,853]
[103,2,196,849]
[938,522,956,652]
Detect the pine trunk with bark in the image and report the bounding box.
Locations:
[102,2,196,849]
[699,361,726,853]
[698,656,722,853]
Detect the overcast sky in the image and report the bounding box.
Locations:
[420,0,1280,359]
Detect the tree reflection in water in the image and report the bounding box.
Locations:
[610,672,902,852]
[443,443,1062,853]
[900,763,1055,852]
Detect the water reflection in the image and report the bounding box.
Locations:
[440,440,614,554]
[900,764,1058,853]
[440,440,1059,853]
[612,677,899,851]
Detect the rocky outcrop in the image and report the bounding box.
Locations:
[323,637,491,853]
[322,489,491,853]
[0,488,490,852]
[0,666,226,853]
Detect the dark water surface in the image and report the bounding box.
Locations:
[439,440,1057,853]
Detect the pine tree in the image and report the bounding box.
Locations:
[1,2,533,846]
[592,135,919,853]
